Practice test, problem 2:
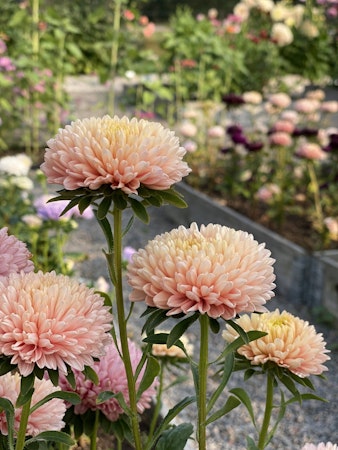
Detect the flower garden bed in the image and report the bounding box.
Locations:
[163,182,338,322]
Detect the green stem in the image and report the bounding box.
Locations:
[108,0,122,115]
[147,360,164,441]
[112,207,143,450]
[90,409,99,450]
[257,372,275,450]
[15,399,31,450]
[198,314,209,450]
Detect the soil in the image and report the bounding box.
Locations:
[189,183,338,252]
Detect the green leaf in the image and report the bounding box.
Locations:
[97,196,113,220]
[0,398,15,450]
[206,395,241,425]
[136,356,160,400]
[24,431,75,447]
[30,391,80,414]
[0,357,16,376]
[219,331,267,360]
[246,436,259,450]
[16,373,35,407]
[66,368,76,390]
[83,365,99,385]
[78,195,93,214]
[156,423,194,450]
[284,393,328,406]
[226,319,250,344]
[209,318,220,334]
[129,197,149,223]
[229,388,256,427]
[207,353,234,414]
[167,313,199,348]
[97,391,131,415]
[142,308,170,335]
[156,189,188,208]
[148,397,195,449]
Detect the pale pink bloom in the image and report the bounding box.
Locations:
[324,217,338,241]
[320,101,338,114]
[128,222,276,320]
[294,98,320,114]
[317,128,330,146]
[306,89,326,101]
[243,91,262,104]
[0,271,112,376]
[208,125,225,138]
[41,116,191,195]
[296,142,327,160]
[233,3,250,21]
[281,109,299,123]
[0,227,34,280]
[0,372,66,436]
[183,140,198,153]
[143,22,156,38]
[268,93,292,109]
[179,122,198,138]
[302,443,337,450]
[256,184,281,202]
[300,20,319,37]
[222,309,330,378]
[123,9,135,21]
[269,131,293,147]
[273,120,295,134]
[208,8,218,19]
[271,22,293,46]
[256,0,274,13]
[59,339,157,421]
[139,15,149,26]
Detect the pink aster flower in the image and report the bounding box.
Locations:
[127,222,276,319]
[41,115,190,195]
[296,142,327,160]
[59,339,157,422]
[222,309,330,378]
[0,227,34,280]
[0,372,66,436]
[302,443,337,450]
[268,93,292,109]
[0,271,112,376]
[269,131,293,147]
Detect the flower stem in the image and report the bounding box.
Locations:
[257,372,275,450]
[15,399,31,450]
[148,360,164,441]
[108,0,122,116]
[89,409,99,450]
[112,207,143,450]
[198,314,209,450]
[307,160,324,228]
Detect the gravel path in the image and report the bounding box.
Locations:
[64,205,338,450]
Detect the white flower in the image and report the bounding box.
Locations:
[271,23,293,46]
[0,154,32,176]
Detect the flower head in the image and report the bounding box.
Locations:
[128,222,276,320]
[41,115,190,195]
[0,271,112,376]
[0,154,32,176]
[0,372,66,436]
[151,330,194,359]
[302,443,337,450]
[59,339,157,422]
[222,309,330,377]
[0,227,34,280]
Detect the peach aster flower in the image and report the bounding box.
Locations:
[0,227,34,280]
[302,444,337,450]
[59,339,157,422]
[296,142,327,160]
[0,271,113,376]
[41,115,191,195]
[127,222,276,319]
[222,309,330,377]
[0,372,66,436]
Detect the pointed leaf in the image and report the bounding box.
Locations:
[207,353,234,414]
[137,356,160,399]
[25,431,75,447]
[156,189,188,208]
[156,423,194,450]
[209,318,220,334]
[97,196,113,220]
[30,391,80,414]
[78,195,93,214]
[129,197,149,223]
[206,395,241,424]
[246,436,259,450]
[167,313,199,348]
[83,365,99,385]
[230,388,256,427]
[142,308,170,335]
[16,373,35,407]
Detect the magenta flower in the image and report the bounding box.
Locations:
[59,339,157,422]
[0,227,34,280]
[0,271,113,376]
